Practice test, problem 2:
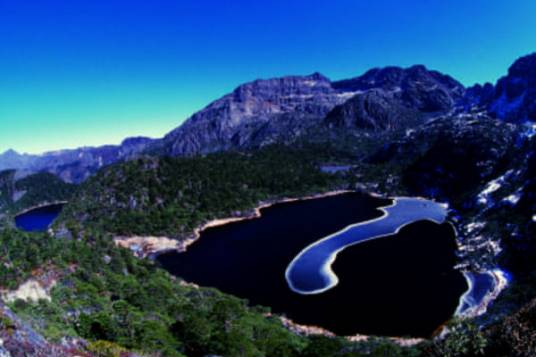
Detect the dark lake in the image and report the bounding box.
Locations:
[15,204,64,232]
[157,192,467,337]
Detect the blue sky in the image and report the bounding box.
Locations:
[1,0,535,154]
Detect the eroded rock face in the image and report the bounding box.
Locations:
[325,89,425,130]
[158,66,467,155]
[158,73,353,155]
[468,53,536,122]
[461,82,495,110]
[325,65,465,131]
[0,301,89,357]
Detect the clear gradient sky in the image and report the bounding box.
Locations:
[1,0,535,154]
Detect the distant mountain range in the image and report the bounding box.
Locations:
[0,137,155,183]
[1,53,535,183]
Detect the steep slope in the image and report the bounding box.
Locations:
[154,73,354,156]
[0,170,76,225]
[156,66,467,155]
[325,65,465,130]
[368,114,518,201]
[56,146,342,239]
[464,52,536,123]
[489,52,536,122]
[1,228,421,357]
[0,301,89,357]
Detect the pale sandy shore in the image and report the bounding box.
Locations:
[112,189,503,346]
[269,314,424,346]
[189,189,354,247]
[114,189,354,257]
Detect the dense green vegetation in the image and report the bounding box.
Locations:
[0,170,76,229]
[1,228,422,356]
[57,146,346,239]
[12,172,76,212]
[2,123,534,356]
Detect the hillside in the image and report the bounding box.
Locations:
[1,53,535,356]
[55,112,535,356]
[1,228,426,357]
[0,170,76,228]
[56,146,344,239]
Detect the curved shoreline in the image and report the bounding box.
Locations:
[455,269,509,318]
[115,190,354,258]
[116,190,506,341]
[285,197,449,295]
[189,189,355,245]
[14,201,68,218]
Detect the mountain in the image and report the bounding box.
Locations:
[325,65,465,130]
[153,73,353,156]
[464,52,536,123]
[1,54,536,356]
[331,64,465,109]
[488,53,536,122]
[2,54,535,185]
[0,137,155,183]
[155,66,466,155]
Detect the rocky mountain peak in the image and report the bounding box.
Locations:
[4,53,535,182]
[487,53,536,122]
[332,64,464,96]
[2,149,20,156]
[230,72,333,102]
[161,73,353,155]
[508,52,536,81]
[158,65,471,155]
[325,65,466,131]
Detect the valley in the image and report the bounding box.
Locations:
[156,192,466,338]
[0,53,535,356]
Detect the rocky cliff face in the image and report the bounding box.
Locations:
[464,52,536,123]
[0,301,89,357]
[2,53,535,182]
[489,53,536,122]
[157,66,467,154]
[325,65,465,131]
[156,73,354,155]
[368,113,519,200]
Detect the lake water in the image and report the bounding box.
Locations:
[158,192,467,337]
[15,204,64,232]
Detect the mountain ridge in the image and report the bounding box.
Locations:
[1,53,535,183]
